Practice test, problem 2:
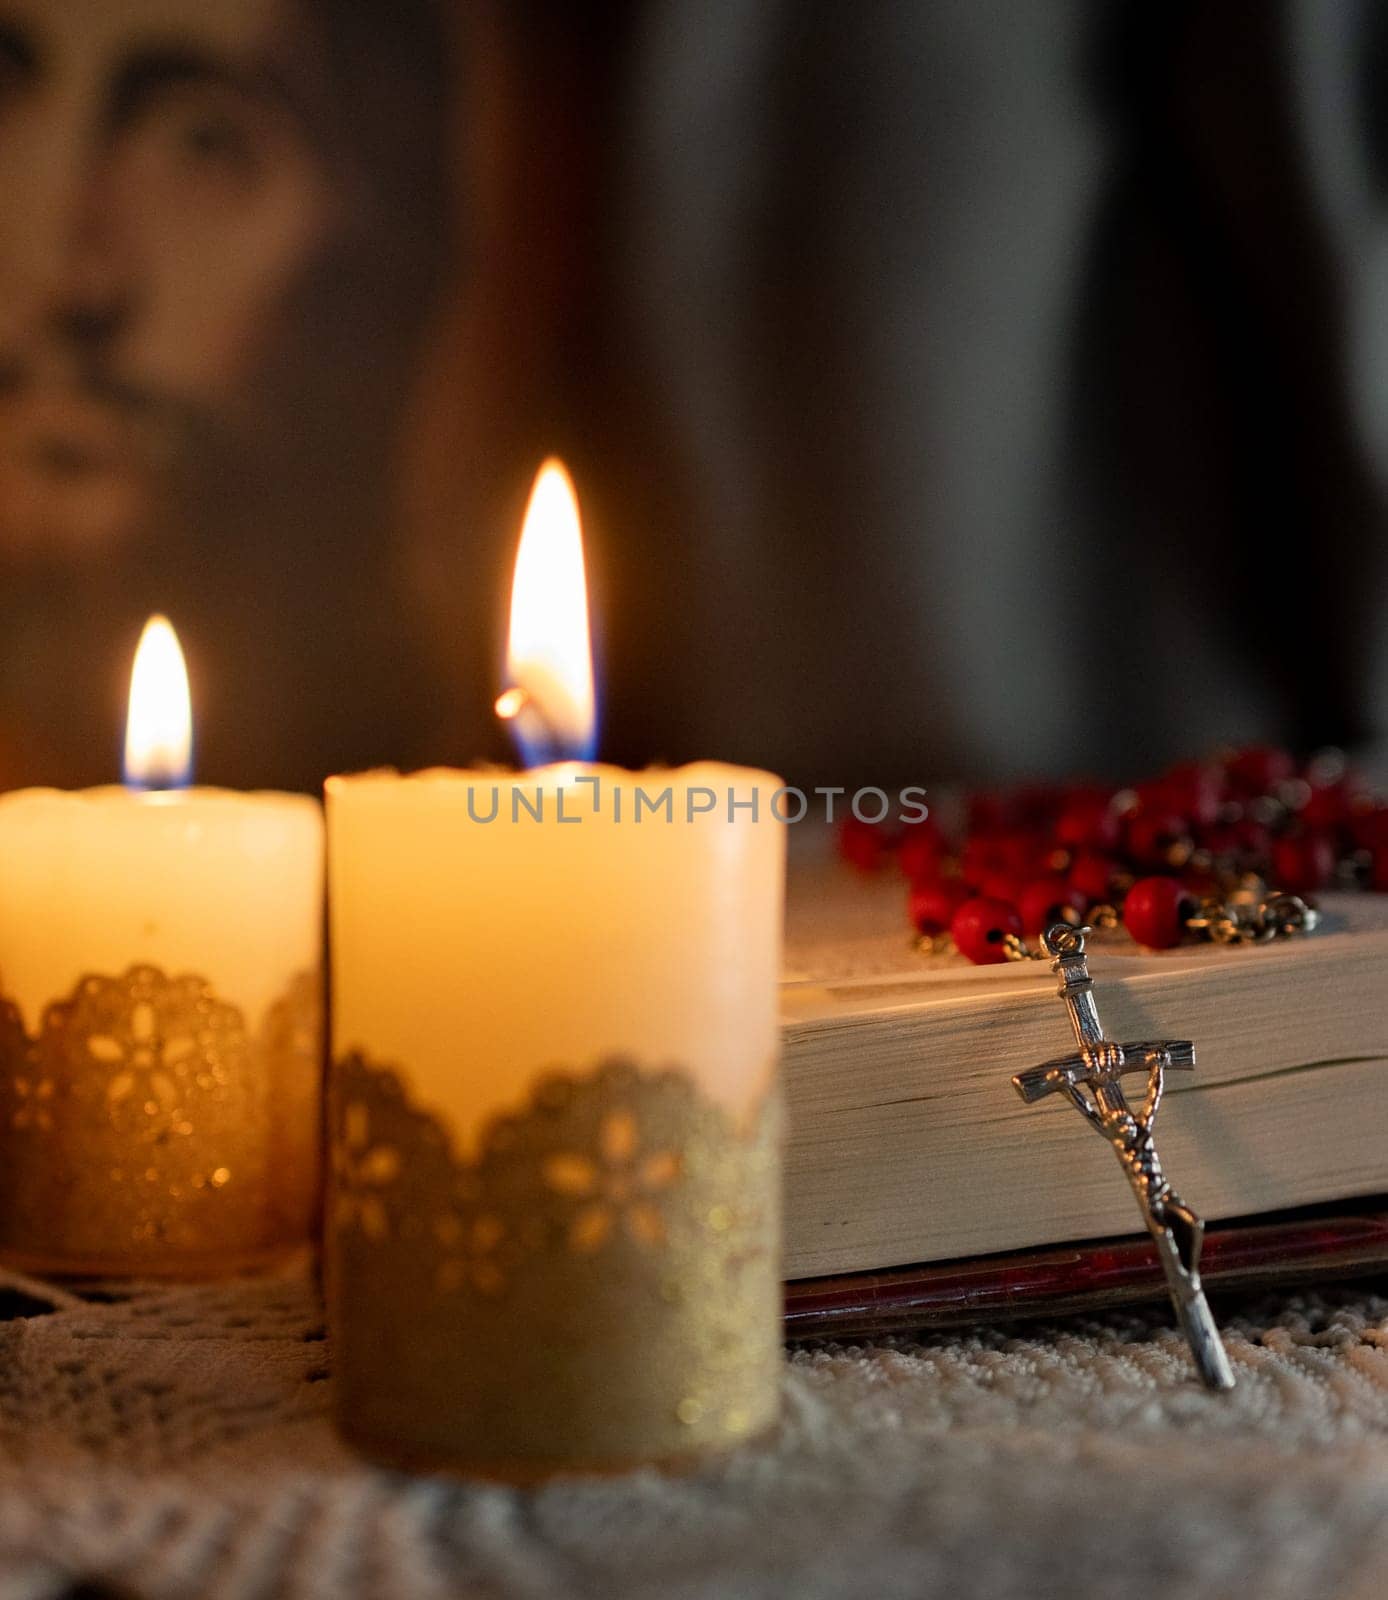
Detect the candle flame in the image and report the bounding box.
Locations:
[502,458,596,764]
[124,615,192,789]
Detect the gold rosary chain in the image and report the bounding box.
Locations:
[956,889,1321,963]
[1185,890,1319,945]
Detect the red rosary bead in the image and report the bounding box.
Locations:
[1054,797,1120,852]
[1017,876,1086,939]
[960,837,1019,888]
[1124,876,1196,949]
[1270,832,1336,894]
[950,896,1023,964]
[908,877,969,935]
[898,821,945,882]
[1298,780,1355,830]
[1067,851,1119,908]
[978,868,1028,905]
[1147,762,1225,829]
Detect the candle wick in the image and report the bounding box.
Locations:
[495,686,566,766]
[124,767,190,794]
[494,687,529,722]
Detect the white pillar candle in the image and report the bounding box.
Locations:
[0,618,323,1276]
[327,465,786,1479]
[329,763,783,1150]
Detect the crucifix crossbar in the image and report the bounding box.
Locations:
[1010,923,1235,1391]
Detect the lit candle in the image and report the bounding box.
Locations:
[0,617,324,1276]
[327,461,786,1478]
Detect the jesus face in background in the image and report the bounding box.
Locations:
[0,0,341,556]
[0,0,342,556]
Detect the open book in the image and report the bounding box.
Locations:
[780,860,1388,1283]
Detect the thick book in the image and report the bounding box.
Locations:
[779,861,1388,1298]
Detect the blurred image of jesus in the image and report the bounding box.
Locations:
[0,0,449,789]
[0,3,1381,795]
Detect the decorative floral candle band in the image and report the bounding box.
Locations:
[331,1053,782,1477]
[0,964,320,1274]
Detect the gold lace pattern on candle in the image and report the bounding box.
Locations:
[0,965,321,1273]
[329,1053,784,1476]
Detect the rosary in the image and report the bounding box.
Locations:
[837,743,1376,961]
[842,745,1386,1388]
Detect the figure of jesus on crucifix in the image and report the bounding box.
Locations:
[1011,923,1235,1390]
[1057,1037,1205,1286]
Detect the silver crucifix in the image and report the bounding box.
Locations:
[1011,923,1235,1390]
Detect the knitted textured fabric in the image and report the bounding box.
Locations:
[3,1267,1388,1600]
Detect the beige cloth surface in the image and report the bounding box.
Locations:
[3,1269,1388,1600]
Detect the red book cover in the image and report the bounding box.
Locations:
[783,1201,1388,1342]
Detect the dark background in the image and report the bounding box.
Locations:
[2,0,1385,793]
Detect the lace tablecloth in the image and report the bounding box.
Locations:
[3,1267,1388,1600]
